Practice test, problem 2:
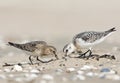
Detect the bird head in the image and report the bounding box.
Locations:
[63,43,76,57]
[45,46,59,60]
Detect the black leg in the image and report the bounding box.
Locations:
[53,52,59,60]
[76,49,92,58]
[88,50,92,57]
[29,55,33,65]
[36,56,53,63]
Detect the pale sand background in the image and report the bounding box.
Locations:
[0,0,120,83]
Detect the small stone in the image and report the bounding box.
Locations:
[77,70,84,75]
[30,69,40,73]
[12,65,23,72]
[42,74,54,80]
[86,72,95,77]
[100,68,116,74]
[100,68,110,72]
[80,65,97,70]
[66,68,75,73]
[72,75,86,81]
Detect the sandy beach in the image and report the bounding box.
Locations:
[0,0,120,83]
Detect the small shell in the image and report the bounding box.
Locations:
[77,70,84,75]
[12,65,23,72]
[72,75,86,81]
[30,69,40,73]
[86,72,94,77]
[80,65,97,70]
[66,67,75,73]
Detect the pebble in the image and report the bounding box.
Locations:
[86,72,94,77]
[12,65,23,72]
[77,70,84,75]
[100,68,110,72]
[72,75,86,81]
[66,68,75,73]
[100,68,116,74]
[80,65,97,70]
[30,69,40,73]
[42,74,54,80]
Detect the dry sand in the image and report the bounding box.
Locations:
[0,0,120,83]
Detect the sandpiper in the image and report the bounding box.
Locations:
[63,28,116,58]
[8,41,58,65]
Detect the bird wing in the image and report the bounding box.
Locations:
[8,41,47,52]
[74,32,104,43]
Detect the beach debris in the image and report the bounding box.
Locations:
[3,62,29,67]
[100,54,116,60]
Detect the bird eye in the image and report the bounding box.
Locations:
[66,49,68,53]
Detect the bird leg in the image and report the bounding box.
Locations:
[77,49,92,59]
[36,56,53,63]
[54,52,59,60]
[29,55,34,65]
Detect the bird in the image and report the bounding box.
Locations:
[8,41,58,65]
[63,27,116,58]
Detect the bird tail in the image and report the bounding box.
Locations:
[8,42,23,49]
[106,27,116,33]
